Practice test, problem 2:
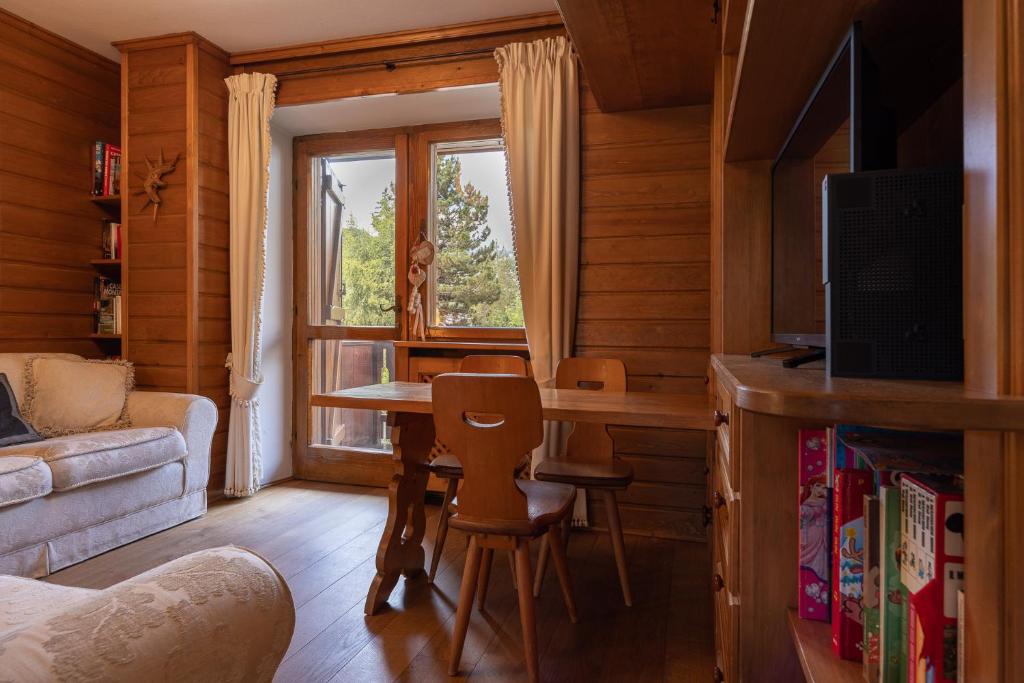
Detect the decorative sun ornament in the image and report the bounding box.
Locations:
[134,149,180,222]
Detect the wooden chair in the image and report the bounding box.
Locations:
[533,357,635,606]
[432,373,577,682]
[427,354,529,583]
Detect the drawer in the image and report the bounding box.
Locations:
[713,558,739,682]
[714,380,736,488]
[712,453,740,596]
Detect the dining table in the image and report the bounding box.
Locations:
[312,380,714,615]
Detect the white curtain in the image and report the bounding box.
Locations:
[495,37,583,522]
[223,72,277,497]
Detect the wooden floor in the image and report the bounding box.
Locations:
[46,480,714,682]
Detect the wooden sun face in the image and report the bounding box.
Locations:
[133,148,180,221]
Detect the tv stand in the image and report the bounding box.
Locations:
[749,345,826,368]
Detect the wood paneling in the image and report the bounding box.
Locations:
[119,33,231,492]
[0,9,119,357]
[576,85,711,541]
[555,0,716,112]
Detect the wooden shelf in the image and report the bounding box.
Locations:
[90,194,121,208]
[712,354,1024,431]
[90,258,121,277]
[394,340,528,351]
[787,609,862,683]
[89,333,122,341]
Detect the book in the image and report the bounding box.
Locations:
[901,475,964,683]
[863,494,881,680]
[879,485,906,683]
[798,428,831,621]
[838,430,963,478]
[92,141,105,195]
[832,468,873,660]
[104,145,121,196]
[94,277,121,335]
[102,221,121,259]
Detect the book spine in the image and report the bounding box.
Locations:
[863,494,881,681]
[879,485,905,683]
[832,468,873,660]
[103,145,113,196]
[798,428,831,621]
[92,141,105,196]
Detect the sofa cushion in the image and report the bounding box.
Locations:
[0,456,52,508]
[0,353,81,408]
[23,357,134,438]
[0,428,186,492]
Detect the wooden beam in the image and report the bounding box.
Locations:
[556,0,715,112]
[229,11,563,66]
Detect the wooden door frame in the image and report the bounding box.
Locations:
[292,127,409,485]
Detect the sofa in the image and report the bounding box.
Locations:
[0,353,217,578]
[0,546,295,682]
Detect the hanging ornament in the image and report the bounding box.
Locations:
[407,237,435,341]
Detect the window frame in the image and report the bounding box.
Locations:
[409,119,525,342]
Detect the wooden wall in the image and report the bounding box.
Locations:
[0,9,119,357]
[118,34,231,492]
[576,85,711,541]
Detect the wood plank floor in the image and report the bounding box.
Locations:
[46,480,714,682]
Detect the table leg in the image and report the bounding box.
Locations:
[365,411,434,615]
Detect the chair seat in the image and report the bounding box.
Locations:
[450,480,575,537]
[428,452,463,479]
[534,456,634,489]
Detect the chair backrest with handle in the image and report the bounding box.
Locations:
[432,373,543,531]
[458,354,530,376]
[555,357,627,463]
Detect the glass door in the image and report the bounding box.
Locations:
[294,132,407,484]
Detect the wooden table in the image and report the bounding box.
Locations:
[313,381,713,615]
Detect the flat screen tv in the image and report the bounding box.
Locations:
[770,23,894,348]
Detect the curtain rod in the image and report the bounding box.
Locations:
[243,46,497,79]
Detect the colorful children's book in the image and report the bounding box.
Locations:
[879,485,906,683]
[838,430,963,477]
[798,429,830,621]
[832,468,873,660]
[901,475,964,683]
[862,494,881,680]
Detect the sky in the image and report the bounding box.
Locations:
[328,148,514,253]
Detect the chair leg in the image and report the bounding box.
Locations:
[477,548,494,610]
[449,535,483,676]
[546,524,578,623]
[532,533,549,598]
[600,489,633,607]
[429,478,458,583]
[507,551,518,591]
[514,540,540,683]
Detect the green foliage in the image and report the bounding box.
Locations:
[433,155,522,328]
[335,155,523,329]
[339,184,395,326]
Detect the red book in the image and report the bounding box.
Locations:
[901,475,964,683]
[831,468,872,660]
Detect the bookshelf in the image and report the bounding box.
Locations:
[88,187,121,356]
[786,609,862,683]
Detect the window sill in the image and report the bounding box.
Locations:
[395,340,528,352]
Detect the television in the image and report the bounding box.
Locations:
[769,23,895,349]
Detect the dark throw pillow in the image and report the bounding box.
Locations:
[0,372,42,448]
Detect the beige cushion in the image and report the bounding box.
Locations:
[0,353,80,408]
[0,427,186,491]
[0,456,52,508]
[23,357,133,437]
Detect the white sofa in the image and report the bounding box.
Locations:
[0,353,216,578]
[0,546,295,682]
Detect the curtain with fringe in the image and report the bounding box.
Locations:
[494,37,584,524]
[223,72,277,497]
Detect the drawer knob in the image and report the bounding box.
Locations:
[713,410,729,427]
[712,573,725,592]
[712,491,727,509]
[713,665,724,682]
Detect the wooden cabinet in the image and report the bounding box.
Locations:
[709,354,1024,681]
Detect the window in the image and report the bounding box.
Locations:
[428,138,523,330]
[309,152,397,328]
